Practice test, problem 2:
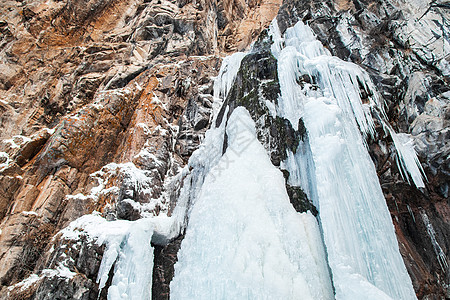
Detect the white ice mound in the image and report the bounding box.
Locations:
[170,107,333,300]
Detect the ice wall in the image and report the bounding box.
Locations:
[271,20,418,299]
[170,107,334,300]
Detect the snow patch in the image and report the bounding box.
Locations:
[9,263,76,292]
[21,211,38,216]
[3,135,31,149]
[0,152,12,170]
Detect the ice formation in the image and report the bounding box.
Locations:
[212,52,247,119]
[60,213,176,299]
[271,20,418,299]
[107,219,154,300]
[170,107,333,300]
[387,128,426,188]
[170,51,334,299]
[420,210,449,274]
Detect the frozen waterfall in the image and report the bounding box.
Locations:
[82,19,422,300]
[271,20,418,299]
[170,52,333,299]
[170,107,334,299]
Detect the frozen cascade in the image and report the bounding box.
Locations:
[271,20,418,299]
[170,107,334,299]
[107,219,154,300]
[171,51,333,299]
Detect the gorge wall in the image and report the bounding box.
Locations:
[0,0,448,299]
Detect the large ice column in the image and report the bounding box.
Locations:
[170,107,334,300]
[272,20,418,299]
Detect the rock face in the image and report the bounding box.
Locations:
[0,0,448,299]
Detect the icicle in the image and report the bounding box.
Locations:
[386,126,426,188]
[107,219,154,300]
[281,142,319,206]
[407,205,416,223]
[420,210,449,273]
[269,19,283,59]
[273,19,425,189]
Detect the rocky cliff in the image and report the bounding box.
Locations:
[0,0,448,299]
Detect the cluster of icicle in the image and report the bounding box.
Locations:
[270,20,420,299]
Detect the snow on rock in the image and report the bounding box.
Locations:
[2,135,31,149]
[21,211,38,216]
[170,107,333,300]
[66,161,167,216]
[8,274,41,292]
[0,152,12,170]
[9,263,76,292]
[272,19,418,299]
